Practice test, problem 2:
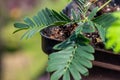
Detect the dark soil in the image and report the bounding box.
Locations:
[42,24,104,49]
[96,0,120,14]
[42,23,77,41]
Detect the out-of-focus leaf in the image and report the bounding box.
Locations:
[14,8,72,39]
[88,7,98,20]
[106,12,120,53]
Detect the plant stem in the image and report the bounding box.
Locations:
[98,0,112,11]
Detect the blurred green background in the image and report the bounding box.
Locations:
[0,0,70,80]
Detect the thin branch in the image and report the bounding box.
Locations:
[98,0,112,11]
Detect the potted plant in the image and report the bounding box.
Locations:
[13,0,120,80]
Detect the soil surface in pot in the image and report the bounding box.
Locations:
[42,23,105,49]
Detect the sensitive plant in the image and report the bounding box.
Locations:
[13,0,120,80]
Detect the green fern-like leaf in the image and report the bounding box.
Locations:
[14,8,71,39]
[88,7,99,20]
[92,12,118,43]
[82,21,95,33]
[93,12,117,28]
[47,37,94,80]
[95,24,106,42]
[47,44,94,80]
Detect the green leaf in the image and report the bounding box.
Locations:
[20,27,42,39]
[49,52,71,59]
[48,42,93,80]
[24,17,35,27]
[47,64,66,72]
[53,21,69,26]
[47,63,67,72]
[71,9,77,21]
[82,21,95,33]
[47,47,72,73]
[51,68,64,80]
[93,12,117,28]
[77,0,84,5]
[60,12,71,21]
[26,27,41,38]
[63,70,70,80]
[72,59,89,76]
[52,10,66,21]
[13,28,28,34]
[53,39,72,50]
[79,43,95,53]
[49,52,71,60]
[33,16,41,26]
[14,8,72,39]
[76,12,81,21]
[77,34,90,44]
[76,0,85,10]
[40,10,49,25]
[69,32,77,41]
[69,65,81,80]
[42,8,52,24]
[48,58,68,66]
[45,8,55,22]
[76,46,94,60]
[75,55,92,68]
[20,29,31,39]
[14,23,29,28]
[38,11,45,25]
[75,24,82,35]
[88,7,99,20]
[95,24,106,42]
[106,12,120,53]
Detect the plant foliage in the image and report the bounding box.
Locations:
[14,8,71,39]
[48,32,94,80]
[13,0,119,80]
[48,44,94,80]
[106,12,120,53]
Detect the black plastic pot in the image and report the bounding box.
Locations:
[40,28,120,80]
[40,29,61,55]
[40,27,120,71]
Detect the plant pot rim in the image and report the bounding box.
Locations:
[40,27,63,42]
[95,48,120,55]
